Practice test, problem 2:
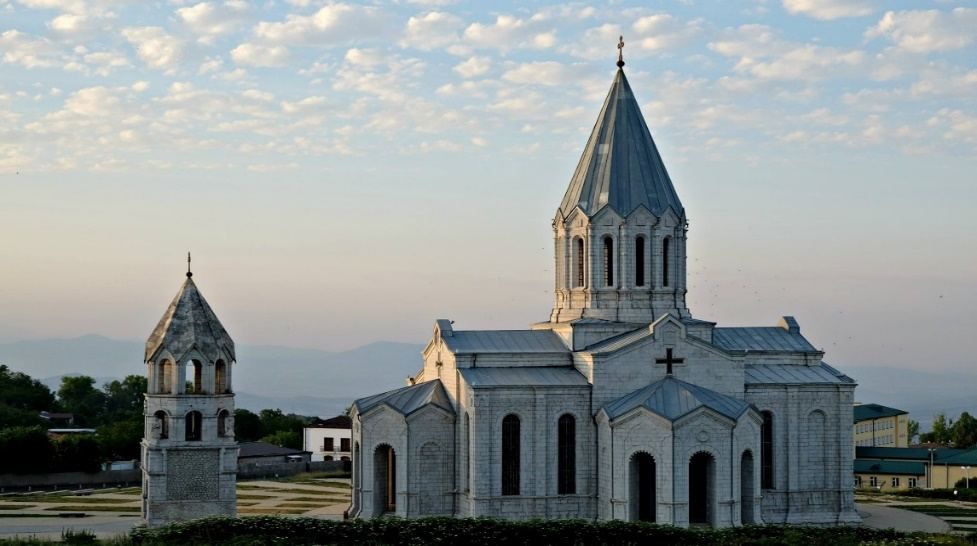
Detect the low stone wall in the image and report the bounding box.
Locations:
[0,461,350,491]
[238,460,349,480]
[0,469,142,492]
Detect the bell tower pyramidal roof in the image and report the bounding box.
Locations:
[144,259,235,364]
[557,53,683,220]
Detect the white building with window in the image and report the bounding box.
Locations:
[349,53,859,528]
[303,416,352,462]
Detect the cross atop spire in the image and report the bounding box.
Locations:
[617,35,625,68]
[187,251,192,278]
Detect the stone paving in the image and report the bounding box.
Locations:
[0,478,351,540]
[855,493,977,534]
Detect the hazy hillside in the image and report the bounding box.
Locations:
[1,335,423,417]
[3,336,973,428]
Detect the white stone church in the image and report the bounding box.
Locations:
[349,56,860,527]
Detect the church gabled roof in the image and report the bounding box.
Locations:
[145,275,235,363]
[602,376,751,422]
[558,68,683,219]
[353,379,454,417]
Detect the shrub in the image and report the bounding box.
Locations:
[129,516,970,546]
[892,488,977,502]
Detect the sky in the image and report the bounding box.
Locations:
[0,0,975,372]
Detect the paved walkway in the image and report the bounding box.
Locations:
[0,515,140,540]
[857,503,952,533]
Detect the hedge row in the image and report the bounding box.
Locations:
[130,516,977,546]
[892,488,977,502]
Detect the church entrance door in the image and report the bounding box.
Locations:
[689,451,715,526]
[741,451,755,524]
[374,445,396,514]
[629,452,656,522]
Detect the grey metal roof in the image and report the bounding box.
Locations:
[145,276,235,363]
[712,327,818,353]
[745,363,856,385]
[459,367,589,388]
[584,326,649,353]
[238,441,308,459]
[443,330,568,354]
[602,376,751,422]
[353,380,454,417]
[558,68,683,219]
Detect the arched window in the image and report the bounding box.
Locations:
[761,411,774,489]
[187,360,203,394]
[464,413,471,492]
[217,409,230,437]
[501,414,520,495]
[185,411,202,441]
[662,237,671,287]
[154,410,169,439]
[325,456,334,461]
[602,236,614,287]
[215,360,228,394]
[159,360,173,394]
[574,237,585,288]
[635,236,646,287]
[558,414,576,494]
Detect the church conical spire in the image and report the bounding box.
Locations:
[557,63,683,220]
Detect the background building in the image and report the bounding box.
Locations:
[303,415,352,462]
[854,446,977,489]
[854,403,909,448]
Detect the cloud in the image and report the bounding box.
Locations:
[121,27,183,71]
[709,24,865,81]
[177,1,250,43]
[0,30,60,68]
[463,15,554,51]
[252,3,390,46]
[453,56,490,78]
[501,61,586,86]
[782,0,875,20]
[231,42,289,67]
[866,8,977,53]
[400,11,464,50]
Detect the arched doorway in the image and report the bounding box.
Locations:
[689,451,715,526]
[629,452,656,522]
[741,450,755,524]
[373,445,396,514]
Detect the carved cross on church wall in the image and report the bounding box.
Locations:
[656,348,684,375]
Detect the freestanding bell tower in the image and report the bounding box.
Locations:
[141,258,238,526]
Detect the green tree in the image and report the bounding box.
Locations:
[930,413,953,445]
[953,411,977,448]
[0,364,56,410]
[102,375,147,423]
[52,435,102,473]
[258,408,308,437]
[57,375,106,426]
[260,430,301,450]
[0,426,53,474]
[907,419,920,444]
[97,419,143,461]
[0,365,55,427]
[234,409,262,441]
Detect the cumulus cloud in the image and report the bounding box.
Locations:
[177,1,250,43]
[709,24,865,81]
[463,15,555,51]
[0,30,60,68]
[121,26,183,71]
[501,61,587,86]
[231,42,289,67]
[453,56,490,78]
[782,0,875,20]
[400,11,463,50]
[252,3,390,46]
[866,8,977,53]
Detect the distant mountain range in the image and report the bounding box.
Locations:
[0,335,424,418]
[1,335,972,429]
